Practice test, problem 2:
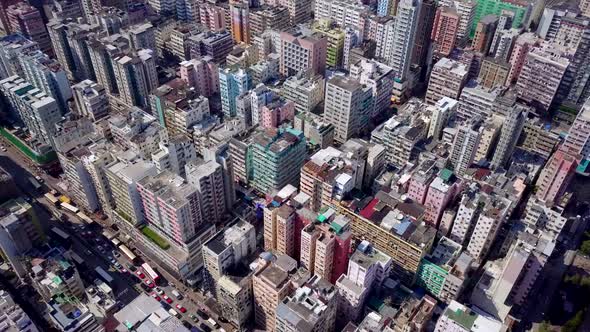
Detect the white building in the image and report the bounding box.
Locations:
[323,75,373,143]
[426,57,468,105]
[434,300,502,332]
[72,79,109,120]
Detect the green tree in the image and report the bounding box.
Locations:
[539,321,550,332]
[581,240,590,256]
[562,310,584,332]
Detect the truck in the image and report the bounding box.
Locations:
[171,289,183,300]
[168,308,180,318]
[206,318,219,329]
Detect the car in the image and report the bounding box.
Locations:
[145,281,155,288]
[217,316,228,323]
[120,268,128,273]
[160,302,171,310]
[196,310,209,321]
[140,283,150,292]
[155,287,164,295]
[110,258,117,265]
[163,295,173,304]
[114,262,122,269]
[199,323,212,332]
[175,304,187,313]
[189,314,198,322]
[126,264,137,272]
[85,249,92,255]
[112,250,120,258]
[97,246,105,253]
[151,293,161,301]
[136,271,145,279]
[182,320,192,329]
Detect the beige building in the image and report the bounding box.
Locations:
[478,57,509,89]
[425,57,468,105]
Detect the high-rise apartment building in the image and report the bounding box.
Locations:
[0,76,61,149]
[252,255,309,331]
[282,72,325,114]
[275,276,337,332]
[219,66,252,118]
[349,57,395,118]
[179,58,219,97]
[251,128,306,193]
[450,118,483,175]
[137,171,203,244]
[457,83,499,120]
[280,30,327,76]
[478,57,509,88]
[425,58,468,105]
[72,79,109,121]
[6,3,53,56]
[0,33,38,79]
[506,32,540,84]
[185,160,227,225]
[431,7,460,58]
[465,196,511,261]
[516,46,569,113]
[0,0,20,36]
[388,0,421,81]
[18,50,72,113]
[535,149,578,205]
[249,6,290,37]
[335,190,437,285]
[230,4,250,44]
[423,169,461,226]
[113,50,158,109]
[105,159,157,228]
[490,103,527,170]
[563,100,590,161]
[471,15,498,53]
[323,75,373,143]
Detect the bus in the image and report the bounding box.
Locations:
[51,227,70,242]
[60,202,79,214]
[28,177,42,191]
[141,263,159,283]
[76,212,94,224]
[102,229,117,240]
[44,193,60,206]
[69,252,85,268]
[111,237,121,247]
[119,245,138,263]
[95,266,114,286]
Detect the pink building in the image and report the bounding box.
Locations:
[179,58,219,97]
[280,31,327,76]
[137,171,203,245]
[7,3,53,56]
[507,32,540,84]
[431,7,459,58]
[199,3,226,32]
[423,170,460,227]
[408,171,436,204]
[300,214,351,284]
[261,100,295,129]
[536,149,578,206]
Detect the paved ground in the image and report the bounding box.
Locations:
[0,137,233,331]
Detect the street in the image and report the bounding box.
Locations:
[0,138,231,331]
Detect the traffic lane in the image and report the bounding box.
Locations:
[0,143,230,330]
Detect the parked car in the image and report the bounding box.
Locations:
[196,310,209,321]
[151,293,161,301]
[176,304,187,313]
[163,295,173,304]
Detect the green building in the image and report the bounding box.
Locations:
[416,236,466,300]
[313,19,346,68]
[417,258,449,297]
[251,128,306,193]
[471,0,530,36]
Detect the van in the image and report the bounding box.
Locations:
[168,308,180,318]
[207,318,219,328]
[171,289,183,300]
